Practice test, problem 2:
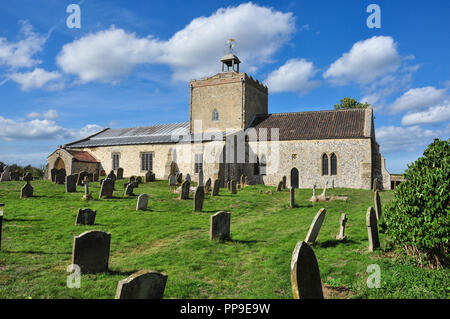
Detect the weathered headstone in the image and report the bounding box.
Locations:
[11,170,20,181]
[291,241,324,299]
[93,172,99,182]
[169,175,176,192]
[240,174,245,186]
[282,176,287,189]
[366,207,380,251]
[66,174,77,193]
[77,171,89,186]
[145,171,155,183]
[180,181,190,200]
[136,194,149,211]
[210,211,231,241]
[198,170,204,187]
[194,186,205,211]
[99,178,114,199]
[100,170,106,176]
[124,183,135,196]
[72,230,111,273]
[204,178,212,193]
[374,191,382,220]
[50,168,57,182]
[305,208,327,244]
[82,178,93,200]
[129,176,136,183]
[227,181,231,191]
[230,180,237,194]
[277,181,283,192]
[176,173,183,184]
[20,173,33,198]
[107,170,117,181]
[290,187,295,208]
[116,168,124,180]
[0,166,11,182]
[75,208,96,225]
[185,173,191,183]
[212,179,220,196]
[336,213,348,240]
[136,176,143,184]
[115,270,168,299]
[320,181,328,198]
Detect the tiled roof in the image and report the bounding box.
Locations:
[66,150,99,163]
[248,109,367,140]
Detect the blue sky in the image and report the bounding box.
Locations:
[0,0,449,173]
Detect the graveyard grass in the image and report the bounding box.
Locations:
[0,180,448,299]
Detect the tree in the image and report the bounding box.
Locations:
[334,97,370,110]
[384,138,449,268]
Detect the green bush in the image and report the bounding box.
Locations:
[384,138,449,268]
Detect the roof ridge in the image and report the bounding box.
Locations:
[266,108,366,116]
[106,121,189,131]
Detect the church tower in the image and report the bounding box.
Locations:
[189,41,268,133]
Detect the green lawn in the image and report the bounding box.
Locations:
[0,179,448,299]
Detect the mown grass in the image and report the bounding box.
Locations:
[0,179,448,299]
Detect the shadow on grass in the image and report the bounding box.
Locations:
[4,218,43,222]
[291,204,314,208]
[107,269,139,276]
[231,239,264,244]
[317,238,359,248]
[3,250,70,255]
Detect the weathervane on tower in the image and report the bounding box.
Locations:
[221,39,240,73]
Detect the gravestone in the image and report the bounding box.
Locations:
[136,194,149,211]
[290,187,295,208]
[230,181,237,194]
[374,191,382,220]
[198,170,204,187]
[180,181,190,200]
[11,170,20,181]
[93,172,99,182]
[169,175,176,191]
[185,173,191,183]
[107,170,117,181]
[115,270,168,299]
[100,170,106,176]
[99,178,114,199]
[1,166,11,182]
[277,181,283,192]
[305,208,327,244]
[282,176,287,189]
[366,207,380,251]
[116,168,124,180]
[210,211,231,241]
[66,174,77,193]
[336,213,348,240]
[82,178,93,200]
[75,208,96,225]
[240,174,245,186]
[332,180,335,189]
[77,171,89,186]
[72,230,111,273]
[20,173,34,198]
[145,171,155,183]
[0,203,3,250]
[124,183,135,197]
[227,181,231,191]
[205,178,212,193]
[194,186,205,212]
[136,176,143,184]
[54,169,65,185]
[50,168,57,182]
[320,181,328,198]
[212,179,220,196]
[88,173,94,182]
[373,178,378,192]
[291,241,323,299]
[176,173,183,184]
[129,176,136,183]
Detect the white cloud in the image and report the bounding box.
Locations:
[323,36,402,85]
[390,86,447,113]
[27,109,59,120]
[0,116,102,141]
[57,2,295,83]
[264,59,320,94]
[8,68,62,91]
[401,101,450,126]
[376,125,447,153]
[0,21,46,69]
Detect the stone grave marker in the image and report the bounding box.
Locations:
[374,191,382,220]
[100,170,106,176]
[366,207,380,251]
[50,168,57,182]
[291,241,323,299]
[205,178,212,193]
[93,172,99,182]
[136,176,143,184]
[107,170,117,181]
[99,178,114,199]
[116,168,124,180]
[82,178,93,200]
[277,181,283,192]
[77,171,89,186]
[212,179,220,196]
[75,208,96,225]
[336,213,348,240]
[169,175,176,192]
[11,170,20,181]
[210,211,231,241]
[231,180,237,194]
[0,166,11,182]
[129,176,136,183]
[145,171,155,183]
[136,194,149,211]
[72,230,111,273]
[185,173,191,183]
[20,173,34,198]
[305,208,327,244]
[198,170,204,187]
[115,270,168,299]
[290,187,295,208]
[227,181,231,191]
[176,173,183,184]
[282,176,287,189]
[180,181,190,200]
[66,174,77,193]
[124,183,135,197]
[240,174,245,186]
[194,186,205,211]
[320,181,328,198]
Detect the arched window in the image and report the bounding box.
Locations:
[212,109,219,121]
[330,153,337,176]
[322,154,329,176]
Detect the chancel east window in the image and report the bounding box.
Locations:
[112,153,120,171]
[331,153,337,176]
[195,154,203,173]
[141,153,153,171]
[212,109,219,122]
[322,154,329,176]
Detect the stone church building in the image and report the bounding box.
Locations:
[46,53,391,190]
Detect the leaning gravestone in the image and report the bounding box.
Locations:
[136,194,149,211]
[66,174,77,193]
[374,191,382,220]
[20,173,34,198]
[72,230,111,273]
[366,207,380,251]
[291,241,324,299]
[124,183,135,197]
[115,270,168,299]
[231,180,237,194]
[194,186,205,212]
[116,168,124,180]
[180,181,190,200]
[212,179,220,196]
[0,166,11,182]
[290,187,295,208]
[75,208,96,225]
[205,178,212,193]
[336,213,348,240]
[210,211,231,241]
[305,208,327,244]
[99,178,114,199]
